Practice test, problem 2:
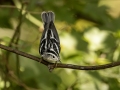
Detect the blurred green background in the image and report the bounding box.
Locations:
[0,0,120,90]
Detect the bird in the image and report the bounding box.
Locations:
[39,11,61,63]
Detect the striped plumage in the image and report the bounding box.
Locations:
[39,11,60,63]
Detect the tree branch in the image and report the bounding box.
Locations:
[0,44,120,70]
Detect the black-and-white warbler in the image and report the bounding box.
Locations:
[39,11,61,63]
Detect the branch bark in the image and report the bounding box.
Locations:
[0,44,120,70]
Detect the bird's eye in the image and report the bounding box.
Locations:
[52,56,55,58]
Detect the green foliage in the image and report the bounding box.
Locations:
[0,0,120,90]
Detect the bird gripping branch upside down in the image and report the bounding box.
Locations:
[39,11,61,66]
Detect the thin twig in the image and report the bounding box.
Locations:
[8,70,40,90]
[0,5,41,14]
[6,2,25,75]
[14,3,25,77]
[0,61,39,90]
[0,44,120,70]
[4,3,25,89]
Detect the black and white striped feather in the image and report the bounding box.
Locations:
[39,11,60,63]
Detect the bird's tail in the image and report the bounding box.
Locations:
[41,11,55,23]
